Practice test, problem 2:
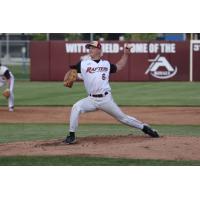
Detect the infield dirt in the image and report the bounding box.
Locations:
[0,106,199,160]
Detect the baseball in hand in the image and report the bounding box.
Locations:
[125,44,133,49]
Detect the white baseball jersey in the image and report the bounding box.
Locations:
[0,65,13,79]
[71,59,117,95]
[68,58,145,134]
[0,65,15,110]
[0,66,8,75]
[0,66,8,86]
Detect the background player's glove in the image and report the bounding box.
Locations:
[63,69,78,88]
[2,88,10,98]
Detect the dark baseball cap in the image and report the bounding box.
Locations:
[85,41,102,49]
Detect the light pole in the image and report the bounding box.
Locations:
[0,40,2,60]
[6,33,10,61]
[46,33,50,41]
[90,33,94,41]
[21,46,26,73]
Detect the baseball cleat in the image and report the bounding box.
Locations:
[63,133,76,144]
[142,125,159,138]
[9,106,14,112]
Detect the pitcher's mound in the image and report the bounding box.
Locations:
[0,135,199,160]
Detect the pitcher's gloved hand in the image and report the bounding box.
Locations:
[63,69,78,88]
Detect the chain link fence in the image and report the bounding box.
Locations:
[0,40,30,80]
[0,40,30,64]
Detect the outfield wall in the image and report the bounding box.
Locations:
[30,40,199,81]
[191,40,200,81]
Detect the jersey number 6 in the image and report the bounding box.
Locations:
[102,73,106,80]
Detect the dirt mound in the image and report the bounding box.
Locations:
[0,135,200,160]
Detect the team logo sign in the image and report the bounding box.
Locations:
[145,54,177,79]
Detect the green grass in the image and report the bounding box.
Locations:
[1,81,200,106]
[0,156,200,166]
[8,65,30,80]
[111,82,200,106]
[0,124,200,143]
[0,81,86,106]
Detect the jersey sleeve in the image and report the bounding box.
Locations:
[4,70,11,79]
[110,63,117,73]
[70,61,81,73]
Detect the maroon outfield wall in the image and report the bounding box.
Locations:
[30,42,50,81]
[30,41,191,81]
[192,42,200,81]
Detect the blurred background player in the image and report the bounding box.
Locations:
[0,62,15,112]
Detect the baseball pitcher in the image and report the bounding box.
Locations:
[0,62,15,112]
[63,41,159,144]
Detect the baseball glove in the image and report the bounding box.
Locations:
[2,88,10,98]
[63,69,78,88]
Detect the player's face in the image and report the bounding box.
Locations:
[88,46,101,59]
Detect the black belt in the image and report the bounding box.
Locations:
[90,92,108,98]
